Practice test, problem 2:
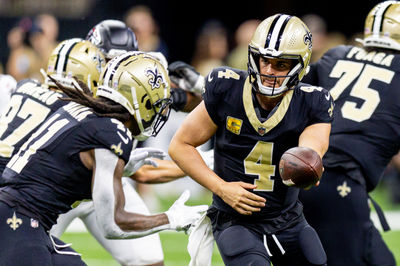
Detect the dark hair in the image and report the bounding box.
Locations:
[49,76,132,122]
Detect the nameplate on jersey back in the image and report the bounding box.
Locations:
[226,116,242,135]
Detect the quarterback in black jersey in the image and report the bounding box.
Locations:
[170,14,334,266]
[0,52,207,265]
[299,2,399,265]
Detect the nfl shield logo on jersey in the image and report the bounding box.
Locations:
[31,218,39,228]
[258,126,266,135]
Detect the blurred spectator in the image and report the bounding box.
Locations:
[6,17,43,81]
[34,13,59,66]
[191,19,229,76]
[227,19,261,70]
[347,31,364,47]
[0,74,17,114]
[124,5,169,60]
[301,14,346,63]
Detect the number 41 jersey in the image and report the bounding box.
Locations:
[203,67,334,227]
[304,45,400,191]
[0,102,133,230]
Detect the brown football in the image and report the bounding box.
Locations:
[279,147,323,188]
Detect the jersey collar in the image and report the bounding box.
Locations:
[243,77,293,136]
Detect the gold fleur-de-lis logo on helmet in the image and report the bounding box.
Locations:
[146,67,166,90]
[7,212,22,230]
[111,142,123,156]
[303,25,313,51]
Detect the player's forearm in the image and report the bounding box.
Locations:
[169,140,223,195]
[132,159,186,183]
[93,149,172,239]
[299,123,331,158]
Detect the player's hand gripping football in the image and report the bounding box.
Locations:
[168,61,205,94]
[165,190,208,232]
[123,147,167,177]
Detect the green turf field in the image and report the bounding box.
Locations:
[61,230,399,265]
[61,183,400,265]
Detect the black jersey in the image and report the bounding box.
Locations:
[0,102,133,230]
[303,45,400,191]
[203,67,333,224]
[0,79,67,173]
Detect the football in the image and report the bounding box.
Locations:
[279,147,323,188]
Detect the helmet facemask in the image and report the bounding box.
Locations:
[130,88,172,141]
[248,46,303,96]
[97,52,172,141]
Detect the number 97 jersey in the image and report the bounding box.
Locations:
[202,66,333,225]
[304,45,400,191]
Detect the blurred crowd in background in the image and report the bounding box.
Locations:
[1,0,399,211]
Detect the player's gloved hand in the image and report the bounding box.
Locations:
[168,61,205,94]
[165,190,208,232]
[123,147,167,176]
[148,52,169,71]
[197,148,214,170]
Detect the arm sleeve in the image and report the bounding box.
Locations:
[92,148,170,239]
[92,118,133,163]
[202,68,226,125]
[309,88,335,124]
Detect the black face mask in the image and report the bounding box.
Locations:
[150,97,173,137]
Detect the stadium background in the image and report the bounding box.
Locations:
[0,0,378,67]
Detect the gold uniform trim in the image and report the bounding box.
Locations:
[243,78,293,136]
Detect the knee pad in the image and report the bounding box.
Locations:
[299,225,327,265]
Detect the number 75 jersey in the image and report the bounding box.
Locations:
[202,67,334,220]
[303,45,400,190]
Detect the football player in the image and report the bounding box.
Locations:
[298,1,399,265]
[0,38,105,175]
[0,52,207,264]
[50,20,206,266]
[169,14,334,265]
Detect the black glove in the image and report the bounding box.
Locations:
[168,61,205,94]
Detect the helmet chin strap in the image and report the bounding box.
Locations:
[256,77,287,96]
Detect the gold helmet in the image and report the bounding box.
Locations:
[96,51,172,141]
[248,14,312,96]
[359,1,400,51]
[46,38,106,92]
